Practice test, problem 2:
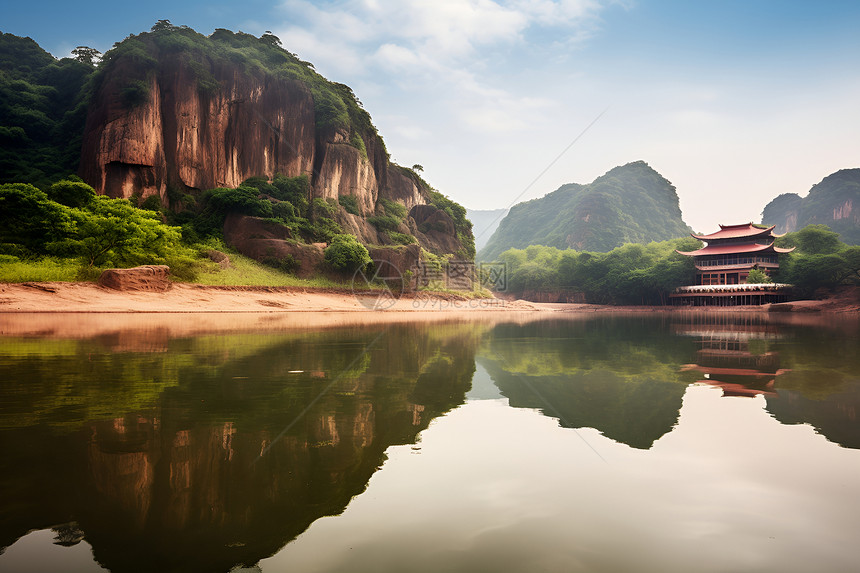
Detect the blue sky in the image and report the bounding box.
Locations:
[4,1,860,234]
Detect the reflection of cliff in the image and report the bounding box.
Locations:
[0,323,480,572]
[479,318,691,449]
[766,384,860,449]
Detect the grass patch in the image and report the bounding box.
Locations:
[416,285,494,299]
[0,257,84,282]
[192,252,345,288]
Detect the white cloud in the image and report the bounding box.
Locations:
[271,0,609,143]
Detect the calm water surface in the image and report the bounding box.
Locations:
[1,313,859,573]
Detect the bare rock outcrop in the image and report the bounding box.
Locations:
[315,140,378,215]
[98,265,171,292]
[78,41,430,222]
[408,205,462,255]
[223,214,323,277]
[367,244,421,279]
[81,58,315,202]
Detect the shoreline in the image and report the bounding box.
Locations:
[0,282,856,339]
[0,281,857,316]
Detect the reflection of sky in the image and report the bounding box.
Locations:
[261,385,860,573]
[465,362,504,402]
[0,529,106,573]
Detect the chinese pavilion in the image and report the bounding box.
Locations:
[669,223,795,306]
[676,223,794,285]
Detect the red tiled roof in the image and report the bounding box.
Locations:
[691,223,776,241]
[676,243,794,257]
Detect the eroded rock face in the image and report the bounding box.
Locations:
[79,55,429,222]
[98,265,171,291]
[315,142,378,215]
[408,205,462,255]
[81,59,316,202]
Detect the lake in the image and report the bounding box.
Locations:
[1,312,859,573]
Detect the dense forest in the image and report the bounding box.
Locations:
[479,161,692,260]
[0,33,94,186]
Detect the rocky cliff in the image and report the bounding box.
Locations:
[75,25,470,260]
[80,27,424,212]
[762,168,860,245]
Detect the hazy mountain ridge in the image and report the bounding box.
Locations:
[479,161,692,260]
[762,168,860,245]
[466,208,508,251]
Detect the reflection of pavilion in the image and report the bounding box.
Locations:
[677,318,788,397]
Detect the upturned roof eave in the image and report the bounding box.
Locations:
[690,223,777,241]
[676,242,790,257]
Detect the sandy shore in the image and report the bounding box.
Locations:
[0,282,546,314]
[0,282,553,338]
[1,282,857,315]
[1,282,857,339]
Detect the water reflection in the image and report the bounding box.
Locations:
[1,312,859,573]
[478,317,691,449]
[477,313,860,451]
[0,322,482,573]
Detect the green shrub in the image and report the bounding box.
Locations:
[47,178,96,208]
[271,174,309,213]
[121,79,150,108]
[272,200,297,221]
[387,231,417,245]
[324,234,371,271]
[368,215,401,232]
[0,183,76,254]
[139,194,163,212]
[302,218,342,242]
[202,186,273,218]
[339,195,361,215]
[262,253,298,274]
[350,131,368,159]
[746,268,772,284]
[379,198,406,219]
[312,197,338,219]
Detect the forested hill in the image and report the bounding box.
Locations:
[0,33,94,187]
[762,168,860,245]
[479,161,691,260]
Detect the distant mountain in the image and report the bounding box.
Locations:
[762,168,860,245]
[479,161,691,260]
[466,208,508,251]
